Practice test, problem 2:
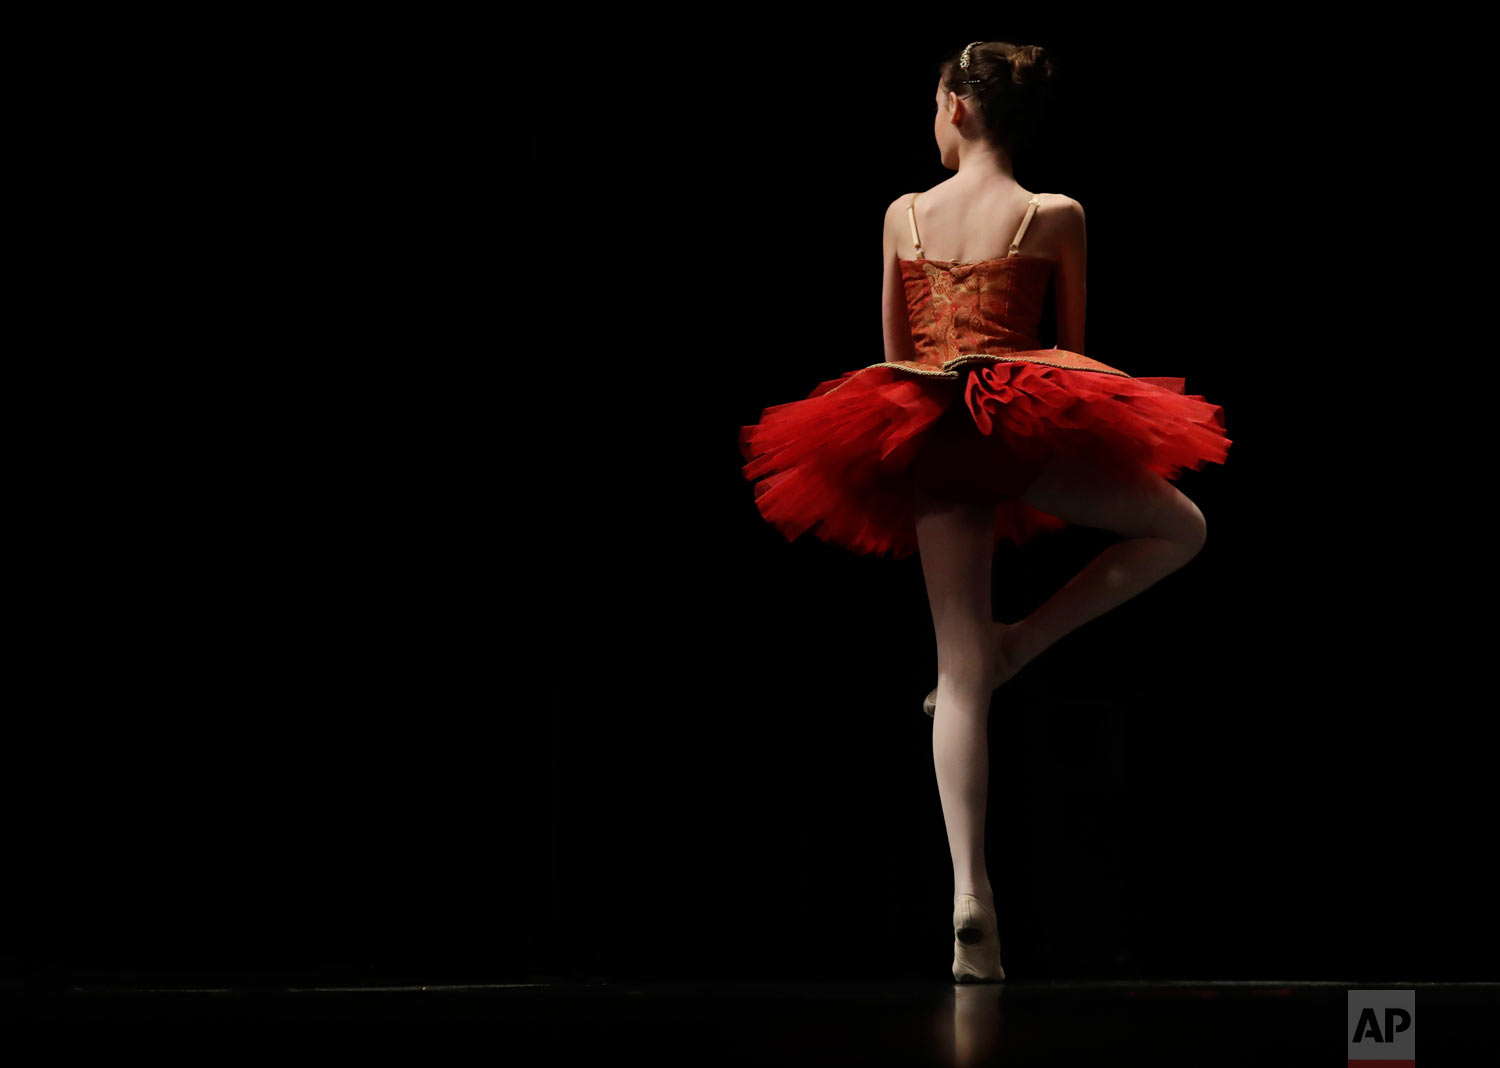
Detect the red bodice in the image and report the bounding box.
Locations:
[884,254,1132,381]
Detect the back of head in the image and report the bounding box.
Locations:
[940,40,1058,162]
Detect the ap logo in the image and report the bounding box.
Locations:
[1348,988,1415,1066]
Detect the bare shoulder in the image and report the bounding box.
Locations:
[884,192,919,225]
[1039,192,1084,224]
[882,192,920,248]
[1040,193,1086,258]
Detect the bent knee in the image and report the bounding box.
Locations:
[1169,498,1208,554]
[1146,481,1207,550]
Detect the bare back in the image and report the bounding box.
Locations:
[897,182,1066,263]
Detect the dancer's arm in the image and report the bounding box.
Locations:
[881,194,920,365]
[1055,197,1087,354]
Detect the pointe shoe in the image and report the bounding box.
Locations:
[951,894,1006,983]
[924,625,1021,718]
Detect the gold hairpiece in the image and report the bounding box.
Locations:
[959,40,985,85]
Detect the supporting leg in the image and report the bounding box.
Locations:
[914,486,1002,909]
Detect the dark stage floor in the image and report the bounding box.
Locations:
[4,973,1493,1063]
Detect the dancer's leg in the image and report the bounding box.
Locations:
[915,485,1001,909]
[1010,450,1208,674]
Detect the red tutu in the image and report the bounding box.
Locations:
[738,227,1232,560]
[738,349,1230,560]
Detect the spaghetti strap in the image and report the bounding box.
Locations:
[910,190,1040,259]
[1008,194,1041,257]
[906,192,924,258]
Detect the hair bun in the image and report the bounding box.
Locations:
[1009,44,1054,88]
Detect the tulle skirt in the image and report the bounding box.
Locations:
[737,352,1231,560]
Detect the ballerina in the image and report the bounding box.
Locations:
[738,39,1231,983]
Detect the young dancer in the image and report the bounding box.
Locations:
[738,40,1231,982]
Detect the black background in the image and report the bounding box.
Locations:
[10,12,1493,987]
